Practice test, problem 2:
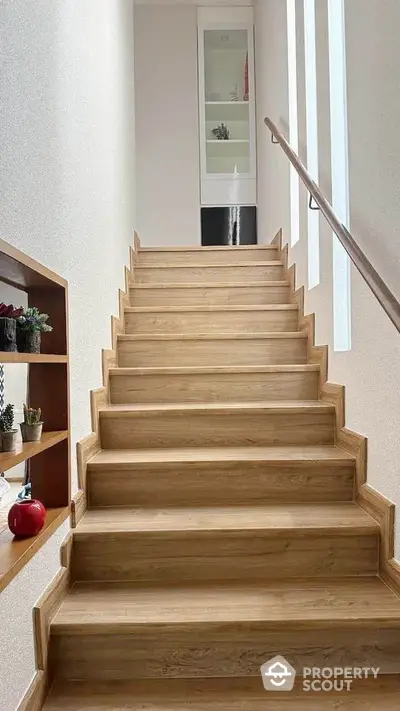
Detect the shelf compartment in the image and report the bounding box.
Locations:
[0,353,68,364]
[0,430,68,473]
[0,505,69,591]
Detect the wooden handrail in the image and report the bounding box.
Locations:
[265,116,400,334]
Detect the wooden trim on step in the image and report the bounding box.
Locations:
[280,228,400,597]
[70,489,86,528]
[33,532,72,672]
[16,670,49,711]
[75,233,139,502]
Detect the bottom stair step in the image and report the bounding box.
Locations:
[49,578,400,679]
[43,676,400,710]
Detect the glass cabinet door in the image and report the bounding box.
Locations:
[203,28,251,176]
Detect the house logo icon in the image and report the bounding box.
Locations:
[260,655,296,691]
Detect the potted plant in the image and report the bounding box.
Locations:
[20,404,43,442]
[0,303,24,352]
[17,307,53,354]
[0,404,18,452]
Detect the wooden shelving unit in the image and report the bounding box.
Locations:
[0,238,70,591]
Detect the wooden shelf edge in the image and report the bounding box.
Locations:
[0,352,68,364]
[0,430,69,473]
[0,506,70,592]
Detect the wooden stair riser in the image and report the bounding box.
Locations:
[50,626,400,680]
[130,284,291,307]
[124,308,299,335]
[109,369,319,404]
[87,461,356,508]
[71,531,378,583]
[117,335,308,368]
[134,264,283,284]
[137,248,279,266]
[99,409,335,449]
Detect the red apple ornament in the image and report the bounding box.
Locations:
[8,499,46,537]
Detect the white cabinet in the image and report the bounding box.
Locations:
[198,7,256,207]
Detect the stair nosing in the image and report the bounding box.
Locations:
[117,331,308,341]
[124,304,298,313]
[130,280,290,289]
[109,364,320,376]
[98,400,334,417]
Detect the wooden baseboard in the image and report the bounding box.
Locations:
[33,533,72,672]
[75,234,139,504]
[16,669,49,711]
[70,489,86,528]
[279,228,400,598]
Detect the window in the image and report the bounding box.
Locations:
[304,0,320,288]
[328,0,351,351]
[287,0,300,246]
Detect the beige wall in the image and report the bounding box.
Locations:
[255,0,400,557]
[134,4,201,246]
[0,1,135,708]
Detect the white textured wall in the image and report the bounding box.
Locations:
[134,4,201,246]
[255,0,400,557]
[0,1,135,708]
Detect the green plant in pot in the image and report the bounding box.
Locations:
[0,303,24,352]
[20,404,43,443]
[17,307,53,354]
[0,404,18,452]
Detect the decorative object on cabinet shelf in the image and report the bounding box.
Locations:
[8,498,46,537]
[243,52,249,101]
[229,84,239,102]
[18,482,32,500]
[17,307,53,354]
[0,304,24,353]
[211,123,230,140]
[20,405,43,443]
[0,403,18,452]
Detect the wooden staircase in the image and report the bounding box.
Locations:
[44,243,400,709]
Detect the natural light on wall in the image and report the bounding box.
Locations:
[287,0,299,246]
[328,0,351,351]
[304,0,320,289]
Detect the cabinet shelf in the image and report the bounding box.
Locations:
[0,430,68,473]
[0,353,68,364]
[205,101,249,105]
[206,139,249,144]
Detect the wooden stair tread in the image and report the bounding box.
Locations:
[134,261,284,268]
[125,304,298,313]
[42,676,400,711]
[76,503,376,534]
[99,400,333,415]
[118,331,307,341]
[51,578,400,632]
[88,444,355,468]
[139,245,278,252]
[109,364,320,376]
[130,280,290,288]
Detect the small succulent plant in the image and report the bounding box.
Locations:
[17,307,53,333]
[23,404,42,425]
[0,404,15,432]
[0,303,24,319]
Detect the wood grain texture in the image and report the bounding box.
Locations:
[99,401,335,449]
[124,304,299,335]
[117,332,308,368]
[42,676,400,711]
[137,245,279,265]
[17,670,49,711]
[71,504,377,582]
[134,263,284,284]
[49,579,400,677]
[87,445,355,507]
[109,365,320,404]
[70,489,86,528]
[130,282,291,307]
